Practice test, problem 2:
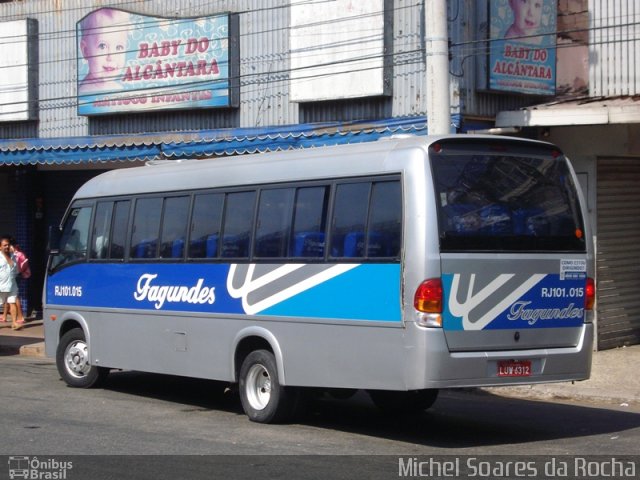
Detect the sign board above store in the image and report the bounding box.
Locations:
[76,9,239,116]
[0,19,38,122]
[289,0,392,102]
[488,0,557,96]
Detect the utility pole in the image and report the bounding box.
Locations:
[425,0,451,135]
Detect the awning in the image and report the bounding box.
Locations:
[496,95,640,127]
[0,115,460,166]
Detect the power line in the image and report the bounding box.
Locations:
[0,16,634,81]
[0,46,426,116]
[0,4,402,83]
[0,0,411,46]
[0,35,604,120]
[0,1,637,121]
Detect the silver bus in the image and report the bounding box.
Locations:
[44,135,595,423]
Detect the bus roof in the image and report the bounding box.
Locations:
[71,134,553,200]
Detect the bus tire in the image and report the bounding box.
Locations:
[239,349,295,424]
[368,389,439,414]
[56,328,109,388]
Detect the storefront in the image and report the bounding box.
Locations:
[496,98,640,350]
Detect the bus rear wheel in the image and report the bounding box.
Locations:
[368,389,439,414]
[239,349,296,423]
[56,328,109,388]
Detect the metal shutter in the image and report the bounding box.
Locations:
[596,157,640,349]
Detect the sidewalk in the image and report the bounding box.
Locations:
[0,318,45,357]
[482,345,640,406]
[0,320,638,406]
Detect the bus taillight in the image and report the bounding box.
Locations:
[415,278,443,313]
[585,277,595,310]
[415,279,443,327]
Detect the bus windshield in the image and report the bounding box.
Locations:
[431,140,586,252]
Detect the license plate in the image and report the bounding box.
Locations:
[498,360,532,377]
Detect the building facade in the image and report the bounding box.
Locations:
[0,0,637,349]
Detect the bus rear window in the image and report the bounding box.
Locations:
[431,141,586,252]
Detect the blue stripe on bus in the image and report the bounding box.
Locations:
[46,262,402,322]
[259,264,402,322]
[441,272,587,331]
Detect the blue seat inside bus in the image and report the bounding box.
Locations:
[171,238,184,258]
[188,235,218,258]
[292,232,325,257]
[221,235,249,258]
[255,233,286,257]
[134,239,157,258]
[342,231,387,257]
[206,235,219,257]
[512,208,549,235]
[477,204,512,234]
[444,204,552,236]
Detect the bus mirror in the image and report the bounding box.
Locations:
[47,225,61,255]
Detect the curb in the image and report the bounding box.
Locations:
[0,342,45,358]
[19,341,45,358]
[480,384,637,406]
[0,320,46,358]
[0,331,46,358]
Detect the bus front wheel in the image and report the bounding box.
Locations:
[56,328,109,388]
[239,349,296,424]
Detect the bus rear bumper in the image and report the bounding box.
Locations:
[408,323,594,390]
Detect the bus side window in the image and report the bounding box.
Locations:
[221,191,256,259]
[110,200,130,260]
[91,202,113,259]
[130,198,162,259]
[290,186,328,258]
[367,181,402,257]
[330,182,370,258]
[159,196,190,259]
[52,206,92,269]
[255,188,294,258]
[189,193,224,258]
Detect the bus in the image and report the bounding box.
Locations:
[44,135,595,423]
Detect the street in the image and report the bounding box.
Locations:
[1,355,639,478]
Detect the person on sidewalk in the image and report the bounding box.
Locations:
[0,235,21,330]
[1,237,29,325]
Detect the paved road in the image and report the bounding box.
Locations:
[2,355,639,478]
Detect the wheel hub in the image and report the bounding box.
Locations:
[65,341,90,377]
[246,363,272,410]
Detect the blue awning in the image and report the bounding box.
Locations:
[0,115,460,165]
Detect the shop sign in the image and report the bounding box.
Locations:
[488,0,557,96]
[77,8,238,115]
